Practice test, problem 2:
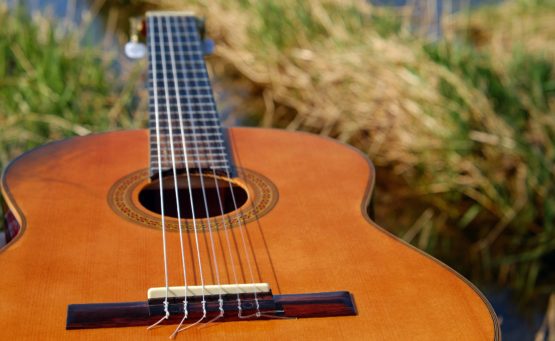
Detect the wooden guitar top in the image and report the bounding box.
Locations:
[0,128,499,340]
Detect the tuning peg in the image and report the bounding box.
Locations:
[125,17,146,59]
[203,39,215,55]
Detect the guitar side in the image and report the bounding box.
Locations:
[0,128,499,340]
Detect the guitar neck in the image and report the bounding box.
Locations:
[146,12,229,178]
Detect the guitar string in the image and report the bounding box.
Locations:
[148,14,274,330]
[154,14,197,331]
[176,18,263,319]
[189,16,280,320]
[220,130,292,320]
[174,13,259,324]
[177,13,228,315]
[178,15,260,318]
[146,14,171,329]
[172,17,227,334]
[175,18,239,324]
[168,17,223,337]
[149,15,211,337]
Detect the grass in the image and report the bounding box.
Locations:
[0,3,143,171]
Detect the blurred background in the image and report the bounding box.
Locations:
[0,0,554,339]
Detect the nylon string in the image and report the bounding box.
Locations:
[179,14,226,317]
[151,15,197,335]
[175,17,246,318]
[171,17,226,335]
[147,14,280,334]
[179,16,263,319]
[149,16,212,337]
[146,15,171,330]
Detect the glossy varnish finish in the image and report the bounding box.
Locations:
[66,291,356,329]
[0,128,499,340]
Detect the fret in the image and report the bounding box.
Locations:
[150,136,225,143]
[150,91,217,100]
[149,134,224,141]
[150,105,215,112]
[149,77,210,83]
[149,127,222,133]
[148,105,216,112]
[151,161,230,168]
[149,80,213,91]
[153,49,203,56]
[151,146,226,153]
[149,117,219,125]
[150,144,226,150]
[148,85,212,91]
[151,153,227,160]
[147,14,232,175]
[148,81,211,89]
[152,124,221,129]
[148,112,220,119]
[148,78,212,85]
[151,143,225,150]
[150,138,225,143]
[152,160,230,165]
[148,71,207,80]
[149,83,213,91]
[150,156,229,168]
[152,127,221,134]
[149,96,216,106]
[148,57,205,66]
[149,98,214,106]
[150,60,207,68]
[151,118,218,125]
[151,133,222,141]
[153,166,231,171]
[147,80,214,92]
[151,39,203,48]
[149,118,219,124]
[149,119,218,125]
[149,93,213,99]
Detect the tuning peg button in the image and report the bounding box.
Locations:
[203,39,215,55]
[125,41,147,59]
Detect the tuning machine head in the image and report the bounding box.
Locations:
[194,17,215,56]
[125,16,147,59]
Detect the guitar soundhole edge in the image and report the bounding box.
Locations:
[107,168,278,232]
[138,174,248,219]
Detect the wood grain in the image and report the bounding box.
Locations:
[66,291,356,329]
[0,128,499,340]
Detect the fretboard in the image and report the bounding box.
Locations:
[146,13,230,178]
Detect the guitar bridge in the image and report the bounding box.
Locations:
[66,284,357,329]
[147,283,275,317]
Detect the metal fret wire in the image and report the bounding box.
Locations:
[156,14,196,325]
[177,16,263,318]
[148,18,226,175]
[147,14,269,331]
[171,16,226,329]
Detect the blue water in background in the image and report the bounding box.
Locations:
[372,0,503,39]
[373,0,499,6]
[5,0,547,339]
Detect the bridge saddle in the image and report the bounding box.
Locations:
[147,283,270,299]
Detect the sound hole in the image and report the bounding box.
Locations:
[138,174,248,219]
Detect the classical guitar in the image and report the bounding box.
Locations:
[0,11,499,340]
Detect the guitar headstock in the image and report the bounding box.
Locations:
[124,13,214,60]
[124,16,146,59]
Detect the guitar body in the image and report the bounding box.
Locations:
[0,128,499,340]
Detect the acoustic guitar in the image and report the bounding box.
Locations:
[0,11,500,340]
